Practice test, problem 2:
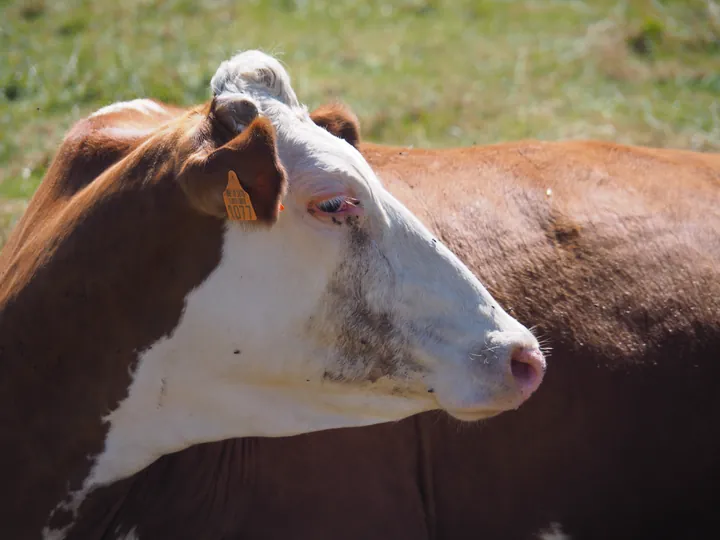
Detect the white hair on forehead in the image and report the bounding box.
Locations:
[210,49,303,111]
[208,49,379,198]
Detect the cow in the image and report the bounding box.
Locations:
[0,54,545,540]
[49,101,720,540]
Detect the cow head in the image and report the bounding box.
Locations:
[167,52,545,425]
[84,51,545,490]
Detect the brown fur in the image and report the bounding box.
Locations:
[355,138,720,540]
[0,100,285,539]
[309,101,361,148]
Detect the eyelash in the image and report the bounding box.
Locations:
[313,196,360,214]
[316,196,345,213]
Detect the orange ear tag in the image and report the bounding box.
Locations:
[223,171,257,221]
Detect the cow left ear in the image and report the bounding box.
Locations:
[310,102,361,149]
[178,114,287,224]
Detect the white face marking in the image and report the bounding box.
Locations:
[47,50,544,538]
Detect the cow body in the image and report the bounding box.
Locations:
[0,56,543,539]
[63,116,720,539]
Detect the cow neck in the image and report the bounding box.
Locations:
[0,123,225,538]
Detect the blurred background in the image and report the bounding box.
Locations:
[1,0,719,242]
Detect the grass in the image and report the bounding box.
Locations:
[1,0,719,241]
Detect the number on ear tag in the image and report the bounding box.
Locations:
[223,170,257,221]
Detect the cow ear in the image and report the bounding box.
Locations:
[178,114,287,224]
[310,102,361,148]
[211,94,261,137]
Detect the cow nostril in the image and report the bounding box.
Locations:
[509,347,545,397]
[511,357,534,382]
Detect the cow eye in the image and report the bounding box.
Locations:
[316,196,345,213]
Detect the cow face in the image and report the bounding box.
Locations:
[96,51,545,486]
[192,52,547,423]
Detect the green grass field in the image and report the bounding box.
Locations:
[1,0,719,243]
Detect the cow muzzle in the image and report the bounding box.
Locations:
[431,336,547,422]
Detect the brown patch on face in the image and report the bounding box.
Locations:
[177,98,287,223]
[309,102,361,149]
[0,95,286,537]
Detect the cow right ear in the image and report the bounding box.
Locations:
[310,102,361,149]
[178,113,287,225]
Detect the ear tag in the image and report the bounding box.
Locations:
[223,170,257,221]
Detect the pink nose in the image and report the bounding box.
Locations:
[509,347,546,399]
